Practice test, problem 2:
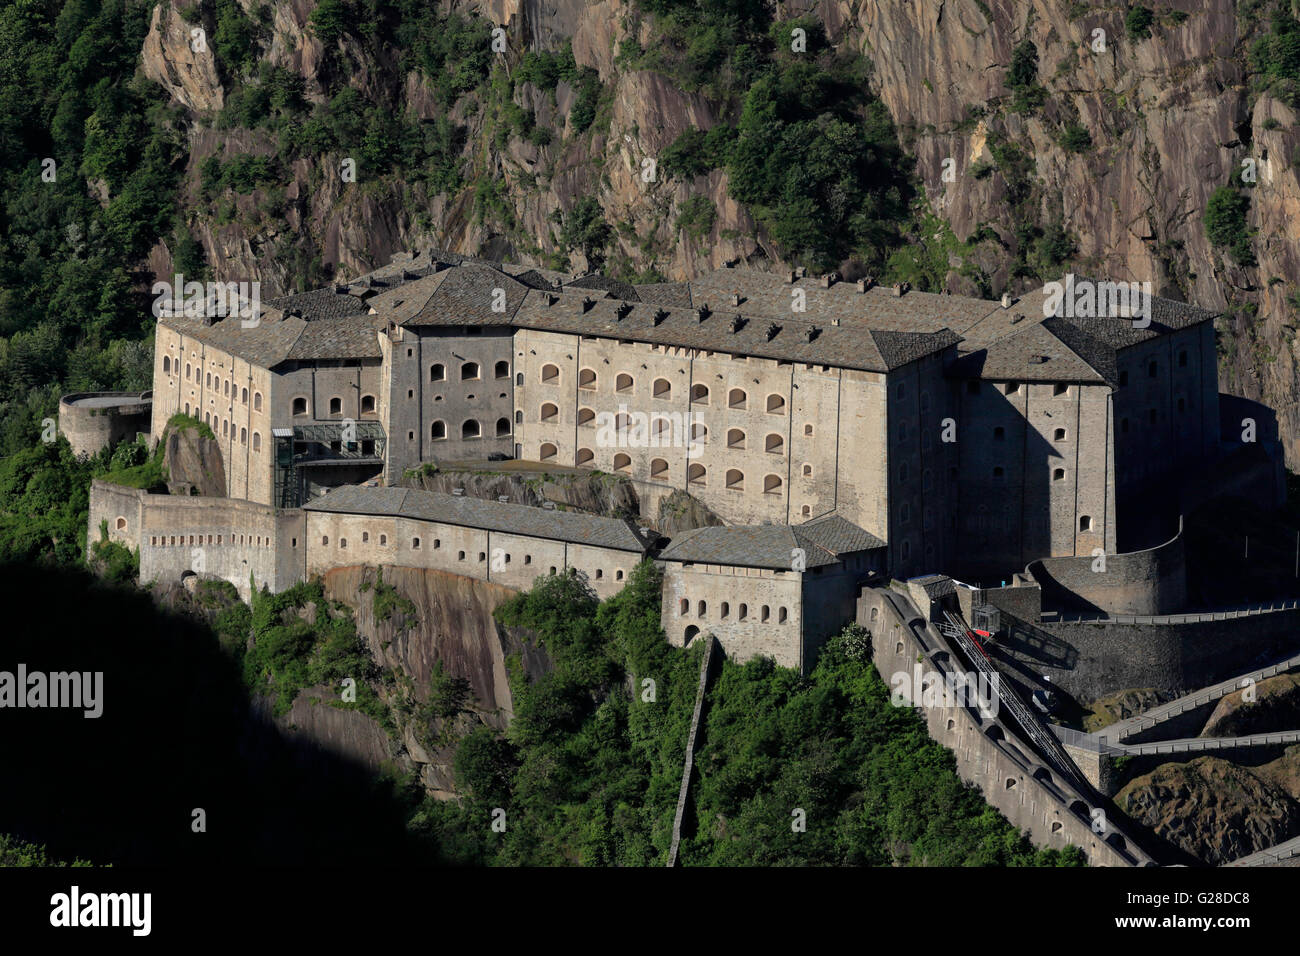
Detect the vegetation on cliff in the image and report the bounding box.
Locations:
[411,562,1085,866]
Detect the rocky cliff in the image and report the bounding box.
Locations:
[136,0,1300,463]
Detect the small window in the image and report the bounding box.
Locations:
[516,372,523,386]
[579,368,597,390]
[1177,397,1186,413]
[162,356,171,374]
[463,419,481,439]
[1054,428,1066,441]
[1178,350,1188,368]
[763,474,782,495]
[766,394,785,414]
[252,432,261,452]
[650,458,669,479]
[240,427,247,446]
[966,381,979,394]
[690,383,709,404]
[725,468,744,490]
[540,442,558,461]
[412,537,421,549]
[802,463,812,477]
[738,604,748,621]
[727,428,746,449]
[461,361,480,381]
[292,397,307,416]
[1053,383,1068,396]
[1148,361,1157,378]
[1080,516,1092,532]
[728,388,747,409]
[379,534,387,545]
[765,433,783,454]
[1004,382,1019,394]
[613,452,631,473]
[615,569,623,580]
[340,538,347,549]
[540,402,558,422]
[653,378,671,399]
[616,373,634,393]
[322,536,329,545]
[495,360,509,379]
[432,420,446,440]
[1053,468,1065,481]
[688,463,706,486]
[329,397,342,416]
[496,417,511,436]
[721,602,730,619]
[1119,370,1129,387]
[361,394,376,414]
[241,387,248,404]
[804,423,813,436]
[576,447,594,465]
[761,605,770,623]
[253,391,262,411]
[993,427,1005,440]
[541,363,560,384]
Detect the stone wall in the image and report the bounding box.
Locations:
[88,479,304,600]
[995,605,1300,703]
[858,585,1154,866]
[58,393,152,457]
[1027,518,1186,615]
[304,508,642,600]
[660,562,805,669]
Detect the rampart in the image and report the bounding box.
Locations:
[88,479,304,601]
[1026,518,1186,616]
[59,392,153,457]
[858,585,1154,866]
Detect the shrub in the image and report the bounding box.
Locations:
[1204,186,1255,265]
[1125,6,1155,41]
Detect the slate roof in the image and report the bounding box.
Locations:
[267,286,370,319]
[657,517,881,571]
[304,485,652,553]
[161,312,382,367]
[797,513,885,555]
[403,263,532,326]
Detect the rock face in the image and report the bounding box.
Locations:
[282,683,397,771]
[1201,673,1300,737]
[1118,756,1300,864]
[397,468,643,522]
[163,424,227,497]
[136,1,1300,466]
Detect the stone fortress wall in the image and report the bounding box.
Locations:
[859,585,1154,866]
[58,392,153,458]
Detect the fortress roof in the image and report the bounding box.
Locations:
[304,485,653,553]
[160,312,383,367]
[658,516,882,571]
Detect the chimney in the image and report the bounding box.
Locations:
[731,315,747,333]
[542,501,556,510]
[855,278,869,293]
[452,487,465,496]
[766,322,781,341]
[831,317,840,326]
[795,266,806,279]
[616,302,633,320]
[653,308,668,326]
[806,326,821,342]
[730,293,743,307]
[696,306,710,322]
[497,495,510,503]
[786,270,796,283]
[582,297,596,313]
[1001,292,1013,309]
[820,272,838,288]
[544,293,557,306]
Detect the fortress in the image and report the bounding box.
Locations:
[86,249,1286,675]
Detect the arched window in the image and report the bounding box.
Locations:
[761,605,770,622]
[495,360,509,379]
[540,442,558,461]
[412,537,421,549]
[115,516,127,531]
[254,392,262,412]
[185,363,192,380]
[727,428,745,449]
[766,394,785,414]
[613,453,631,473]
[578,368,597,390]
[728,388,746,409]
[1054,427,1066,441]
[240,427,247,446]
[361,394,376,414]
[721,602,730,619]
[461,361,480,381]
[1080,515,1092,532]
[765,433,783,454]
[726,469,744,490]
[431,420,446,440]
[697,600,707,617]
[292,397,308,416]
[763,474,782,495]
[778,607,788,624]
[496,417,511,437]
[650,458,669,480]
[516,372,523,386]
[431,363,446,382]
[206,372,212,387]
[252,432,261,452]
[802,463,812,476]
[540,402,558,422]
[801,504,811,517]
[515,410,523,425]
[738,603,748,621]
[804,423,813,436]
[329,397,342,416]
[616,373,634,393]
[690,383,709,404]
[241,386,248,404]
[1053,468,1066,481]
[463,419,481,439]
[541,363,560,384]
[576,447,594,465]
[688,463,706,486]
[691,422,708,444]
[577,407,595,425]
[223,380,230,397]
[680,598,689,615]
[651,416,671,441]
[653,377,671,399]
[162,356,171,374]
